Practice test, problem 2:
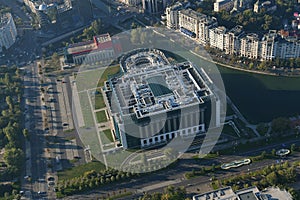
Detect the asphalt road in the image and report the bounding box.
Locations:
[22,62,49,199]
[62,138,300,200]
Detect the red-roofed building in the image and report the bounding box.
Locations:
[64,33,122,64]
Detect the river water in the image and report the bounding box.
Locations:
[218,66,300,123]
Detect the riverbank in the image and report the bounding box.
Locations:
[190,50,300,78]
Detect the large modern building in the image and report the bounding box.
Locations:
[0,13,17,53]
[64,33,122,64]
[105,49,220,149]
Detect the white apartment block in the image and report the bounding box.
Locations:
[224,25,244,55]
[209,26,227,51]
[0,13,17,53]
[166,2,182,29]
[198,16,218,44]
[179,9,206,39]
[172,7,300,61]
[240,33,260,59]
[260,30,277,60]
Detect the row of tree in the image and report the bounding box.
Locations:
[220,161,299,198]
[0,66,24,199]
[139,186,187,200]
[56,168,135,198]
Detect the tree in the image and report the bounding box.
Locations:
[291,144,296,153]
[266,171,278,185]
[271,117,291,134]
[91,19,101,35]
[23,129,29,140]
[3,148,24,168]
[271,149,276,157]
[5,96,13,111]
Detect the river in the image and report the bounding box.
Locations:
[218,66,300,123]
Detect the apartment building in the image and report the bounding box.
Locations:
[224,25,244,55]
[166,2,183,29]
[179,8,206,39]
[240,33,260,59]
[276,36,300,59]
[209,26,227,51]
[198,16,218,44]
[260,30,277,60]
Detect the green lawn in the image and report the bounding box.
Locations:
[95,90,106,110]
[99,129,113,145]
[78,92,94,127]
[96,110,107,123]
[97,65,121,87]
[103,129,113,142]
[58,161,106,181]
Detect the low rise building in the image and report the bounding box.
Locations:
[64,33,122,64]
[214,0,234,12]
[254,0,277,13]
[0,13,17,53]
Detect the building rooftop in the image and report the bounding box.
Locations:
[193,186,236,200]
[67,33,113,55]
[180,8,206,20]
[193,186,293,200]
[211,26,227,34]
[228,25,244,36]
[168,2,183,11]
[111,49,213,119]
